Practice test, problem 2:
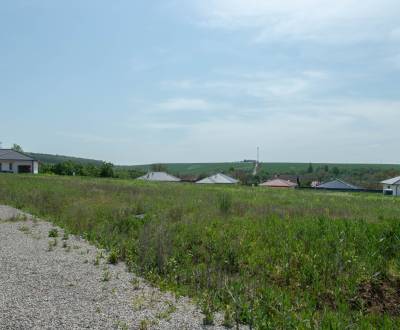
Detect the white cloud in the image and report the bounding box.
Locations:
[157,98,212,111]
[156,99,400,163]
[162,70,328,101]
[189,0,400,43]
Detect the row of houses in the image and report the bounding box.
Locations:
[137,172,240,184]
[1,149,399,196]
[136,171,400,196]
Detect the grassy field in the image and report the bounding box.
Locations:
[0,174,399,329]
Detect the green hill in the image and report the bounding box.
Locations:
[121,162,400,176]
[28,153,103,166]
[119,162,256,175]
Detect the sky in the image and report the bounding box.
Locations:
[1,0,399,164]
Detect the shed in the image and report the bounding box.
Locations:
[381,176,400,196]
[316,179,360,190]
[196,173,239,184]
[259,178,297,188]
[137,172,181,182]
[0,149,39,174]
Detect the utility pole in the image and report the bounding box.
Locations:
[253,146,260,176]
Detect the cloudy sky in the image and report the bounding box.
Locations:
[1,0,399,164]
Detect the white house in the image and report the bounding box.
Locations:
[381,176,400,196]
[196,173,239,184]
[0,149,39,174]
[137,172,181,182]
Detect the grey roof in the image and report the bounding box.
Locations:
[137,172,181,182]
[381,176,400,185]
[0,149,36,161]
[196,173,239,184]
[316,179,360,190]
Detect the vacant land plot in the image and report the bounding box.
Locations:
[0,175,399,329]
[0,205,229,329]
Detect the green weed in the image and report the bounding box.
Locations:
[1,174,400,328]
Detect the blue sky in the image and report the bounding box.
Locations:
[1,0,399,164]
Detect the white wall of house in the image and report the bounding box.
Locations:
[383,184,400,196]
[33,161,39,174]
[0,160,39,174]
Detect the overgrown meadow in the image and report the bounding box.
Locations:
[0,174,399,329]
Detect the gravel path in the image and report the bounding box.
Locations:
[0,205,233,330]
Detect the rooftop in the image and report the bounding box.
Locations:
[260,178,297,188]
[137,172,181,182]
[316,179,360,190]
[196,173,239,184]
[0,149,36,161]
[381,176,400,185]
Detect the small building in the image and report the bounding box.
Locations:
[316,179,360,190]
[259,178,297,188]
[0,149,39,174]
[137,172,181,182]
[381,176,400,196]
[196,173,239,184]
[310,181,321,188]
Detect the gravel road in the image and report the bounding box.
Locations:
[0,205,232,330]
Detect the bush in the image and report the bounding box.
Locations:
[48,228,58,238]
[107,249,119,265]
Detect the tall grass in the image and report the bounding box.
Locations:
[0,174,399,328]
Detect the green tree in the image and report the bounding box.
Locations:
[100,162,114,178]
[12,144,23,152]
[53,161,76,176]
[332,166,340,176]
[307,163,314,173]
[151,163,167,172]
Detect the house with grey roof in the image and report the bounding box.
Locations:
[196,173,239,184]
[381,176,400,196]
[137,172,181,182]
[0,149,39,174]
[316,179,360,191]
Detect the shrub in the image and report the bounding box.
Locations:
[48,228,58,238]
[107,249,119,265]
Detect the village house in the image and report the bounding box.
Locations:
[196,173,239,184]
[0,149,39,174]
[259,178,298,188]
[381,176,400,196]
[137,171,181,182]
[316,179,360,191]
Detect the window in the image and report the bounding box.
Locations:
[9,163,13,171]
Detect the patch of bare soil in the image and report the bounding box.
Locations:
[351,278,400,316]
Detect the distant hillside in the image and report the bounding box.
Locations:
[29,153,103,166]
[122,162,400,176]
[27,152,400,178]
[118,162,256,175]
